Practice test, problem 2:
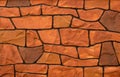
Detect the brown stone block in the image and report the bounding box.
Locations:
[111,0,120,11]
[0,0,7,6]
[114,42,120,64]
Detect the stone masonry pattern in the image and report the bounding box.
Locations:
[0,0,120,77]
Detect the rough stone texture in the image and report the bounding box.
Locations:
[85,67,103,77]
[78,9,103,21]
[99,42,118,65]
[12,16,52,29]
[111,0,120,11]
[60,28,89,46]
[38,29,60,44]
[44,44,78,58]
[54,15,72,28]
[0,30,25,46]
[78,44,101,59]
[100,10,120,32]
[37,53,61,64]
[0,0,7,6]
[62,56,98,66]
[15,64,47,74]
[0,65,14,77]
[48,65,83,77]
[19,46,43,63]
[0,44,23,65]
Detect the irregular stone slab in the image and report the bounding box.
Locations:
[104,67,120,77]
[7,0,30,6]
[0,18,14,29]
[42,5,78,17]
[0,7,20,17]
[38,29,60,44]
[62,56,98,66]
[15,64,47,74]
[72,18,105,30]
[19,46,43,63]
[85,67,103,77]
[0,65,14,77]
[99,42,118,65]
[0,0,7,6]
[12,16,52,29]
[60,28,89,46]
[37,53,61,64]
[48,65,83,77]
[44,44,78,58]
[111,0,120,11]
[58,0,83,8]
[100,10,120,32]
[78,44,101,59]
[78,9,103,21]
[0,44,23,65]
[0,30,25,46]
[27,30,42,47]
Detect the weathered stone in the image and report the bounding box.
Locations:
[78,9,103,21]
[111,0,120,11]
[100,10,120,32]
[42,5,78,17]
[78,44,101,59]
[44,44,78,58]
[0,0,7,6]
[62,56,98,66]
[0,65,14,77]
[72,18,105,30]
[48,65,83,77]
[54,15,72,28]
[12,16,52,29]
[0,44,23,65]
[27,30,42,47]
[19,46,43,63]
[37,53,60,64]
[58,0,83,8]
[38,29,60,44]
[60,28,89,46]
[99,42,118,65]
[15,64,47,74]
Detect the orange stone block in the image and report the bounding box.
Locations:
[0,0,7,6]
[12,16,52,29]
[111,0,120,11]
[78,9,103,21]
[38,29,60,44]
[44,44,78,58]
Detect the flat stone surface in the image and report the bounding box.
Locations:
[0,0,7,6]
[111,0,120,11]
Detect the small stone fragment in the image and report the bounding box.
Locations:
[111,0,120,11]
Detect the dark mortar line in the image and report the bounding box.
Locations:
[83,67,85,77]
[13,65,16,77]
[36,30,44,44]
[40,5,42,15]
[59,54,63,65]
[99,21,108,30]
[9,18,17,29]
[76,8,80,18]
[109,0,111,10]
[58,29,62,45]
[28,0,31,6]
[25,30,27,47]
[18,7,22,17]
[69,15,73,27]
[88,30,91,46]
[83,0,85,9]
[84,7,108,11]
[52,16,54,28]
[5,0,8,6]
[56,0,59,6]
[16,71,46,75]
[46,65,49,77]
[76,46,80,59]
[103,66,104,77]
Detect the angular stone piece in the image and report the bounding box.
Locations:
[15,64,47,74]
[54,15,72,28]
[0,44,23,65]
[78,9,103,21]
[99,42,118,65]
[7,0,30,6]
[111,0,120,11]
[0,0,7,6]
[58,0,83,8]
[48,65,83,77]
[85,0,109,9]
[0,65,14,77]
[0,18,14,29]
[20,5,41,16]
[100,10,120,32]
[27,30,42,47]
[84,67,103,77]
[78,44,101,59]
[19,46,43,63]
[60,28,89,46]
[38,29,60,44]
[12,16,52,29]
[42,5,78,17]
[37,53,61,64]
[90,31,120,45]
[0,30,25,46]
[0,7,20,17]
[72,18,105,30]
[62,56,98,66]
[44,44,78,58]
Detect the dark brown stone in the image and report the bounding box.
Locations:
[99,42,118,65]
[7,0,30,6]
[19,46,43,63]
[100,10,120,32]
